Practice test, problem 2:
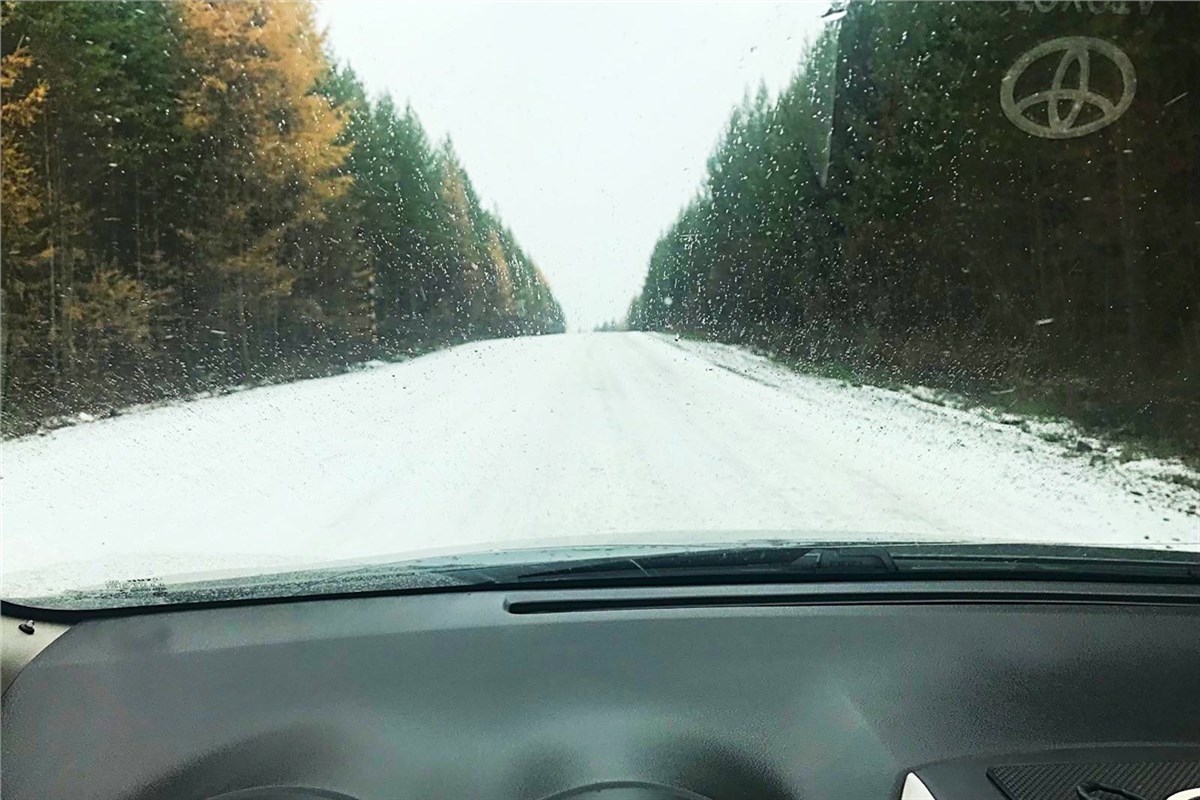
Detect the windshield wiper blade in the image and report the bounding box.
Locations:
[502,544,1200,588]
[896,549,1200,582]
[510,546,898,584]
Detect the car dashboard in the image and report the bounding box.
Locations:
[3,580,1199,800]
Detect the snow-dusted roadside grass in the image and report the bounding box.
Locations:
[10,356,404,440]
[663,334,1200,523]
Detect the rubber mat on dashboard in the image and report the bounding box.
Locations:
[987,760,1200,800]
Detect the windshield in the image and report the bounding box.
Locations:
[2,0,1197,607]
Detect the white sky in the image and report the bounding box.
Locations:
[315,1,828,330]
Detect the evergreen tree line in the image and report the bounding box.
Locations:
[629,1,1198,459]
[1,1,565,435]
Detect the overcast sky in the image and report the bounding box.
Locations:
[315,1,827,330]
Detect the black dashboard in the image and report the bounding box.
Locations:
[3,580,1199,800]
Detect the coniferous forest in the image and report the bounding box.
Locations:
[4,1,1197,461]
[629,2,1198,460]
[1,1,565,434]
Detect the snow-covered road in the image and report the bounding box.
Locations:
[4,332,1197,596]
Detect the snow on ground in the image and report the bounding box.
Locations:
[3,332,1197,598]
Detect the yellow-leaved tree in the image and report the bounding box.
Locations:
[485,227,516,326]
[0,18,48,396]
[436,150,483,339]
[177,0,349,378]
